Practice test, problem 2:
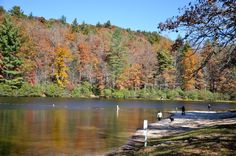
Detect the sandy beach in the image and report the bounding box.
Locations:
[107,110,236,155]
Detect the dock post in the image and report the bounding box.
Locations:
[143,120,148,147]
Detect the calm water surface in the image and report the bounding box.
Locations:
[0,97,235,155]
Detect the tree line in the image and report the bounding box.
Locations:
[0,4,235,100]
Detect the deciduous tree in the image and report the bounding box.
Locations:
[54,45,72,87]
[158,0,236,72]
[182,49,198,90]
[116,64,142,90]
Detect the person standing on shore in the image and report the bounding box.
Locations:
[157,111,163,121]
[169,114,174,122]
[181,106,185,115]
[208,104,211,111]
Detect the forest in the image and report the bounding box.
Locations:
[0,4,235,101]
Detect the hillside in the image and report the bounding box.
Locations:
[0,6,235,100]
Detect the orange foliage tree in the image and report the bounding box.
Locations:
[18,36,37,85]
[77,42,91,82]
[77,42,99,83]
[182,50,198,90]
[116,64,142,90]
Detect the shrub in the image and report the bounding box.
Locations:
[202,92,230,101]
[230,92,236,101]
[122,89,137,99]
[127,90,137,99]
[104,89,137,99]
[17,83,43,97]
[198,90,214,101]
[42,83,65,97]
[137,89,150,99]
[166,90,179,100]
[147,89,157,99]
[79,82,93,97]
[210,92,230,101]
[112,90,125,99]
[175,87,184,97]
[198,90,206,100]
[71,82,93,97]
[152,89,166,99]
[185,90,199,100]
[222,94,230,101]
[103,88,112,98]
[71,87,81,97]
[0,83,15,96]
[212,92,221,101]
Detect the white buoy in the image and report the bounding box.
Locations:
[116,105,120,111]
[116,105,120,118]
[116,108,119,118]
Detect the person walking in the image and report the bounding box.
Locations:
[181,106,185,115]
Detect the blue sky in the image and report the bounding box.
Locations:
[0,0,192,40]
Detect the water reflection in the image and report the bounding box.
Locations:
[0,107,156,155]
[0,97,235,155]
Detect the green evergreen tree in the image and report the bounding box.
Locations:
[155,50,174,88]
[175,39,190,88]
[71,18,78,33]
[104,20,111,28]
[0,16,23,88]
[60,15,66,25]
[28,12,33,19]
[9,6,25,18]
[79,21,89,35]
[108,28,127,87]
[96,22,102,27]
[157,50,173,75]
[0,6,6,14]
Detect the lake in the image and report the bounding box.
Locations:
[0,97,235,155]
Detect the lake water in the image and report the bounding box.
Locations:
[0,97,235,155]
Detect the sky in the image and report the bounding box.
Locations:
[0,0,192,40]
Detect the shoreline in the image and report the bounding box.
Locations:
[0,96,235,103]
[107,110,236,155]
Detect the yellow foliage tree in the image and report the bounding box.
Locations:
[54,46,72,87]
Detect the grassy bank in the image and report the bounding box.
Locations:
[134,124,236,156]
[0,83,235,102]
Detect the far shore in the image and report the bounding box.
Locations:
[108,110,236,155]
[0,96,236,103]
